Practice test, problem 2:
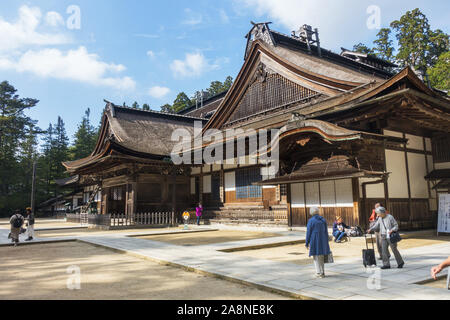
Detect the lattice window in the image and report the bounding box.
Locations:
[236,167,262,199]
[228,73,317,123]
[110,186,123,201]
[280,184,287,196]
[432,135,450,163]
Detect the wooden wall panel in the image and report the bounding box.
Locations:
[225,190,262,204]
[291,207,355,227]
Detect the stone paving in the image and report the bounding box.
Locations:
[0,223,449,300]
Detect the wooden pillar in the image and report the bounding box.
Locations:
[403,133,412,227]
[219,165,225,203]
[102,186,109,215]
[127,182,137,215]
[382,138,390,210]
[352,178,361,228]
[286,183,293,227]
[199,166,204,203]
[171,170,177,213]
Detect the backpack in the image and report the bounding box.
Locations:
[354,226,364,237]
[12,215,23,228]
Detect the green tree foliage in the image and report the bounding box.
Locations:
[39,117,70,199]
[142,103,150,111]
[352,8,449,90]
[0,81,40,215]
[160,76,234,113]
[373,28,395,62]
[69,108,98,160]
[172,92,191,113]
[390,8,449,74]
[352,43,374,54]
[428,51,450,92]
[160,104,173,113]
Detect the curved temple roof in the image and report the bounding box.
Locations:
[63,102,206,173]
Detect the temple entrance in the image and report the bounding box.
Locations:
[107,185,126,214]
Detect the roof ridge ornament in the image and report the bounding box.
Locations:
[291,24,322,57]
[244,21,275,60]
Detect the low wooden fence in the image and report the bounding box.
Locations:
[110,212,175,227]
[65,212,176,228]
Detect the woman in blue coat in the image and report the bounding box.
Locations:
[306,207,331,278]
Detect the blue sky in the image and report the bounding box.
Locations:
[0,0,448,143]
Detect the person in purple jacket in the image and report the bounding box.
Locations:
[195,202,203,226]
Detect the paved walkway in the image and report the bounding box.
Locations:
[0,224,449,300]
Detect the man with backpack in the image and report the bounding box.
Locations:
[9,210,24,246]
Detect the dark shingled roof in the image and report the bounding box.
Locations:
[178,90,228,118]
[257,156,385,185]
[107,103,206,156]
[63,102,207,172]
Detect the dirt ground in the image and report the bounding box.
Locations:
[137,230,279,246]
[0,218,81,229]
[232,232,450,266]
[34,227,183,238]
[0,242,291,300]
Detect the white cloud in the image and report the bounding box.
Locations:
[134,33,160,39]
[147,50,155,58]
[0,5,70,52]
[219,9,230,23]
[182,8,203,25]
[148,86,171,99]
[235,0,381,50]
[170,52,219,78]
[0,46,136,91]
[45,11,64,27]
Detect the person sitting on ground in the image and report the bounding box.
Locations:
[9,210,24,247]
[332,216,350,243]
[431,256,450,280]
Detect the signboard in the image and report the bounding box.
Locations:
[182,211,190,230]
[438,194,450,234]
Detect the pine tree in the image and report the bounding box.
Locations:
[391,8,449,75]
[0,81,39,215]
[70,108,98,160]
[352,43,374,54]
[373,28,395,62]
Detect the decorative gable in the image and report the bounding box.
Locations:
[244,22,275,60]
[224,63,319,126]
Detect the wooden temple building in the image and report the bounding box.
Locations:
[63,23,450,230]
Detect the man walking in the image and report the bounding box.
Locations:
[368,207,404,269]
[9,210,24,246]
[25,207,35,241]
[369,203,389,260]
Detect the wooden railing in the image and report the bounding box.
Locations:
[65,212,176,228]
[110,212,175,227]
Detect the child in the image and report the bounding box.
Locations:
[195,203,203,226]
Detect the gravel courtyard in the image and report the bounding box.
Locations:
[0,241,291,300]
